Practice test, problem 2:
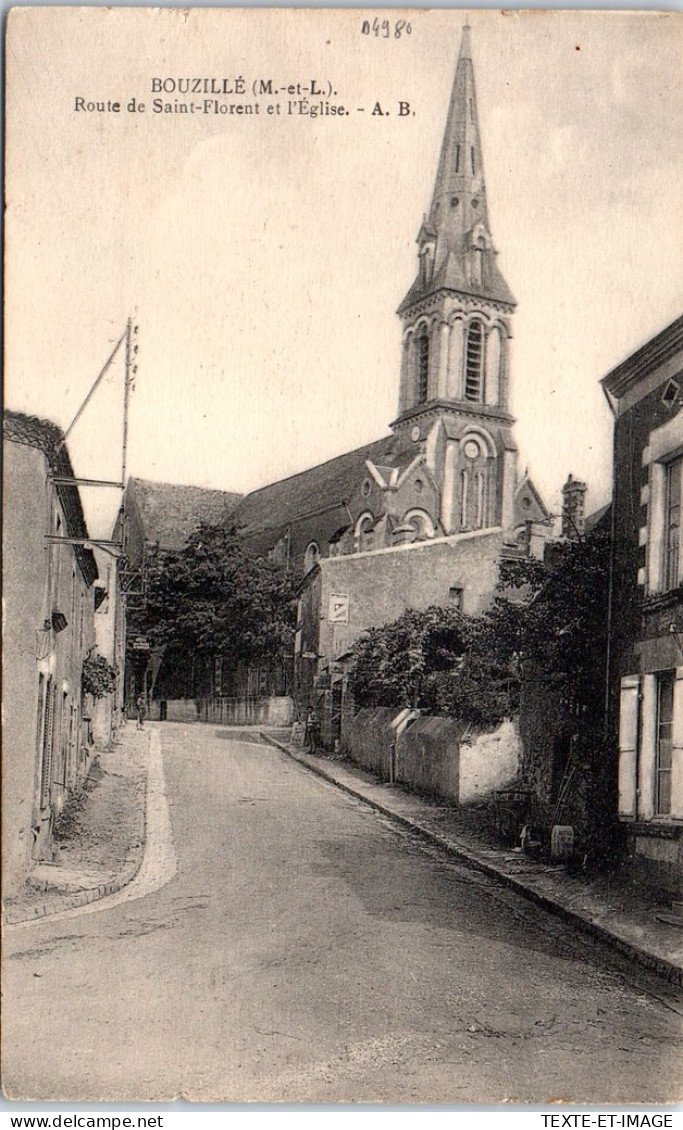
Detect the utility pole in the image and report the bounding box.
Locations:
[122,317,138,487]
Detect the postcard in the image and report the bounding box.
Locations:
[4,7,683,1105]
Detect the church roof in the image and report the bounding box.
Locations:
[233,435,397,558]
[128,477,242,549]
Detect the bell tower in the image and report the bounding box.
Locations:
[392,26,519,535]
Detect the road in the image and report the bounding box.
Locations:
[3,724,682,1103]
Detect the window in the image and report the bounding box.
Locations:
[303,542,320,574]
[355,513,375,553]
[460,435,489,531]
[475,470,486,529]
[662,379,680,409]
[471,147,476,174]
[417,333,430,403]
[465,322,484,401]
[656,670,674,815]
[404,510,435,540]
[454,144,460,173]
[460,470,469,529]
[665,457,682,590]
[448,586,463,610]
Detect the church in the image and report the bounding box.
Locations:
[231,26,552,725]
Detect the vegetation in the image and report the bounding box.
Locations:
[141,523,297,675]
[348,528,611,729]
[81,650,118,699]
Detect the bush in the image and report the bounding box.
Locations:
[82,650,117,699]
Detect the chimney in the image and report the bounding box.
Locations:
[561,474,587,540]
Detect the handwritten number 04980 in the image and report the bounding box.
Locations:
[361,18,412,38]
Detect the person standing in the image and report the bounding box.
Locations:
[136,692,147,730]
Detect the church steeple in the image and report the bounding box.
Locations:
[399,24,514,314]
[392,25,520,537]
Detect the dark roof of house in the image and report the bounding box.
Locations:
[232,435,397,554]
[601,314,683,399]
[3,410,99,586]
[128,478,243,549]
[585,502,611,535]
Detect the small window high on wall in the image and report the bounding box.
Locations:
[303,542,320,574]
[465,322,484,401]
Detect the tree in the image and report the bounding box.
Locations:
[492,527,611,703]
[140,524,297,681]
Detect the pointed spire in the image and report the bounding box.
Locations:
[398,24,515,312]
[429,23,490,255]
[459,21,472,61]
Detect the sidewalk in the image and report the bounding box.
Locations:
[261,731,683,990]
[3,725,150,926]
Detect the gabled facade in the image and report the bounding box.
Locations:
[603,315,683,897]
[3,411,100,894]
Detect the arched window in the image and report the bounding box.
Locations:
[460,470,469,529]
[459,435,490,531]
[417,331,430,403]
[465,321,485,402]
[403,509,435,541]
[303,542,320,574]
[474,470,486,529]
[355,512,375,553]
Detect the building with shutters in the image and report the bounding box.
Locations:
[3,410,100,895]
[603,315,683,897]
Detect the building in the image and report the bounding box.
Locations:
[603,315,683,897]
[230,27,552,733]
[3,410,100,894]
[90,546,126,747]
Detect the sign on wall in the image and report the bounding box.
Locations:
[329,593,350,624]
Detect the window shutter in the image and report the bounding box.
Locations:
[618,674,640,819]
[671,666,683,819]
[39,679,56,810]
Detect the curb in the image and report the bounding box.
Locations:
[4,732,151,927]
[261,732,683,990]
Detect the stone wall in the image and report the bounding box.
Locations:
[317,528,505,671]
[341,707,521,804]
[152,696,295,727]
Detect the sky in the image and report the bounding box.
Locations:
[6,7,683,538]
